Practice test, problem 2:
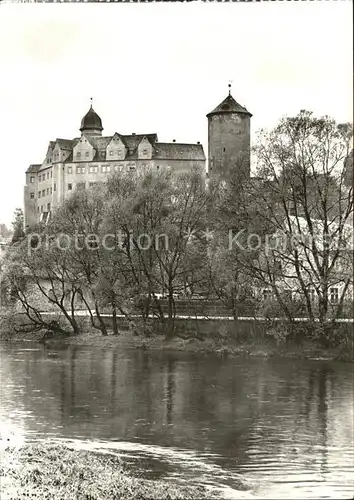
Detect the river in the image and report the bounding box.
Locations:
[0,343,353,499]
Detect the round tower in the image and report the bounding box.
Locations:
[207,86,252,183]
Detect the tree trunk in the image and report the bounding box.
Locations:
[112,306,119,336]
[166,284,175,339]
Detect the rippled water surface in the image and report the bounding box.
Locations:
[1,343,353,498]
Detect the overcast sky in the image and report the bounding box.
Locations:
[0,2,352,227]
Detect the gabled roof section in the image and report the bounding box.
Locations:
[122,133,158,153]
[78,134,96,149]
[55,138,76,150]
[26,164,41,173]
[207,93,252,118]
[154,143,206,161]
[91,135,116,151]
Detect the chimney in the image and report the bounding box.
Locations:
[197,141,200,144]
[173,139,176,143]
[132,133,136,136]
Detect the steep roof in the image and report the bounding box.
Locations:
[154,143,206,161]
[40,134,204,164]
[55,138,76,150]
[121,134,158,152]
[207,93,252,118]
[26,164,41,173]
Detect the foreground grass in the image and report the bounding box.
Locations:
[0,443,221,500]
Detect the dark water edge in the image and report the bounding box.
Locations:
[1,328,353,362]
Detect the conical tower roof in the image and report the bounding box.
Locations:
[207,93,252,118]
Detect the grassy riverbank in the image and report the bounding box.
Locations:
[2,327,353,362]
[1,443,222,500]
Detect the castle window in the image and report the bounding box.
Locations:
[76,182,85,190]
[130,166,135,171]
[85,151,89,158]
[50,187,53,194]
[102,166,107,173]
[262,289,273,301]
[42,190,45,197]
[47,158,50,164]
[41,205,44,213]
[47,188,50,195]
[30,176,35,183]
[76,152,81,159]
[47,172,50,179]
[51,170,53,178]
[30,192,35,199]
[274,260,282,273]
[54,183,56,191]
[76,166,85,174]
[38,191,41,198]
[223,148,226,152]
[68,166,72,174]
[68,183,72,191]
[106,166,111,173]
[330,287,339,304]
[110,151,113,156]
[37,207,40,213]
[47,203,51,211]
[157,165,160,170]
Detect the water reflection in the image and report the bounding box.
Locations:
[0,343,353,498]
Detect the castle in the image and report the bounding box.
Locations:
[24,88,252,227]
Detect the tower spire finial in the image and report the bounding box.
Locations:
[90,97,93,108]
[228,81,232,96]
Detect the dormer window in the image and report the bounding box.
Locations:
[110,151,113,156]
